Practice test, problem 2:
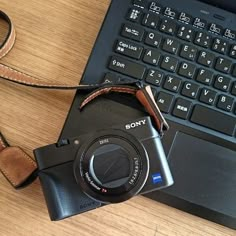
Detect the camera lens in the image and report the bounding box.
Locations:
[89,144,131,188]
[74,129,149,203]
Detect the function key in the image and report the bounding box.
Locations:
[164,7,178,19]
[224,29,236,40]
[160,18,177,35]
[127,8,142,22]
[142,13,160,29]
[133,0,147,9]
[212,38,228,54]
[149,1,162,14]
[193,17,207,29]
[178,12,193,24]
[229,44,236,59]
[121,23,145,41]
[208,23,223,35]
[145,31,162,48]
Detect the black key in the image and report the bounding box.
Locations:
[142,13,160,29]
[121,23,144,42]
[196,68,214,85]
[161,55,178,72]
[163,75,182,93]
[159,19,177,35]
[149,2,162,14]
[162,38,180,54]
[197,50,215,67]
[145,69,164,86]
[224,28,236,40]
[215,57,232,74]
[178,62,196,79]
[217,95,234,112]
[177,25,194,42]
[208,23,223,35]
[180,44,197,61]
[145,31,162,47]
[229,44,236,59]
[199,88,217,105]
[164,7,178,19]
[231,82,236,96]
[172,98,192,119]
[181,82,200,99]
[214,75,231,92]
[115,39,143,59]
[133,0,146,9]
[178,12,193,24]
[127,8,142,22]
[212,38,228,54]
[156,92,174,113]
[193,18,207,29]
[143,49,161,65]
[191,105,236,135]
[109,56,146,80]
[194,32,211,48]
[232,64,236,77]
[103,73,120,84]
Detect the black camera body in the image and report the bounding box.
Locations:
[34,116,173,221]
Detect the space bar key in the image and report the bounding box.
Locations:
[190,105,236,136]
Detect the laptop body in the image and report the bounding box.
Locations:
[59,0,236,229]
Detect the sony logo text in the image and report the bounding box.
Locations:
[125,119,146,130]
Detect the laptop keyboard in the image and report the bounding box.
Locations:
[105,0,236,136]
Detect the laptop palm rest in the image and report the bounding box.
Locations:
[148,131,236,227]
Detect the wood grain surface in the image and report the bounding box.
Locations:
[0,0,235,235]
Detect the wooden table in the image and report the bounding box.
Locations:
[0,1,235,235]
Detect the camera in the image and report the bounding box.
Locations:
[34,116,173,221]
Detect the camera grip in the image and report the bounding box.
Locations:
[39,162,101,221]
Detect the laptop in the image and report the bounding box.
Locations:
[59,0,236,229]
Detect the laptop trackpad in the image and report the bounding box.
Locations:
[166,132,236,218]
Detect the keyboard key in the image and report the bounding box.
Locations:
[215,57,232,74]
[197,50,215,67]
[127,8,142,22]
[212,38,228,54]
[231,82,236,96]
[194,32,211,48]
[159,19,177,35]
[191,105,236,135]
[145,69,164,86]
[109,56,146,80]
[161,55,178,72]
[115,39,143,59]
[145,31,162,47]
[133,0,147,9]
[121,23,144,41]
[162,38,180,54]
[231,64,236,77]
[180,44,197,61]
[199,88,217,105]
[164,7,178,19]
[229,44,236,59]
[224,28,236,40]
[208,23,223,35]
[177,25,194,42]
[149,2,162,14]
[172,98,192,119]
[181,82,200,99]
[143,49,161,65]
[214,75,231,92]
[178,12,193,24]
[163,75,182,93]
[142,13,160,29]
[196,68,214,85]
[156,92,174,113]
[178,62,196,79]
[193,18,207,29]
[103,73,120,84]
[217,95,234,112]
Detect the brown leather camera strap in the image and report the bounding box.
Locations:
[0,11,169,189]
